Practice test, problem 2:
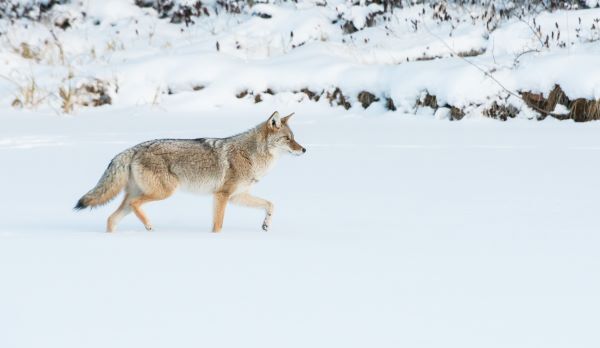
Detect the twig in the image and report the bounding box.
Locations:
[513,48,538,68]
[518,16,545,48]
[421,21,569,118]
[48,28,66,65]
[491,37,497,65]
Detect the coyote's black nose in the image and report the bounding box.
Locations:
[302,147,306,153]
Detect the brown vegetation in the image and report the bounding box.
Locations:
[416,92,438,109]
[521,84,600,122]
[326,87,351,110]
[385,97,397,111]
[483,102,518,121]
[357,91,379,109]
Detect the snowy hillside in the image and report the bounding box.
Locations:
[0,0,599,120]
[1,1,600,348]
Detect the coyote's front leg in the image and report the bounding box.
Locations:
[213,192,230,233]
[230,192,274,231]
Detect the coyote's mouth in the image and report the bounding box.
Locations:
[290,147,306,156]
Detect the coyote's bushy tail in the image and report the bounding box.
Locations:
[74,149,135,210]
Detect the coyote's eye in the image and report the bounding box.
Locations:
[283,136,290,141]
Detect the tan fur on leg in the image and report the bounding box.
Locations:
[126,171,177,231]
[129,194,170,231]
[213,192,230,233]
[230,192,274,231]
[107,193,131,232]
[129,196,154,231]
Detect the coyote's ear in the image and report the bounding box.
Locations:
[282,112,294,124]
[267,111,281,129]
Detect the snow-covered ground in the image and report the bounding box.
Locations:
[1,1,600,347]
[1,100,600,347]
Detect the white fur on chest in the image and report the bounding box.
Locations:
[253,152,279,180]
[232,154,278,195]
[178,177,221,195]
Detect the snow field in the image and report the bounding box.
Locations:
[1,100,599,347]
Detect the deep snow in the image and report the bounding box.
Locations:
[1,100,599,347]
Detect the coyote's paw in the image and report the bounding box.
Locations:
[262,222,269,231]
[145,225,153,231]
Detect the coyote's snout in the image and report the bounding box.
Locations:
[75,111,305,233]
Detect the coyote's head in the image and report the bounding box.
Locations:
[265,111,306,156]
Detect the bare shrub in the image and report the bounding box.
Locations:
[483,101,519,120]
[299,88,321,101]
[385,97,397,111]
[236,89,248,98]
[135,0,246,25]
[0,0,65,21]
[449,106,465,120]
[415,91,466,119]
[17,42,40,61]
[8,76,47,109]
[416,92,438,109]
[58,79,113,113]
[457,48,486,57]
[569,99,600,122]
[357,91,379,109]
[521,84,600,122]
[326,87,351,110]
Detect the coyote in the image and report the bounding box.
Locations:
[75,111,305,233]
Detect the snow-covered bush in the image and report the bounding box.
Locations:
[0,0,66,20]
[134,0,247,25]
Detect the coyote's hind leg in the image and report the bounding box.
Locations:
[129,191,174,231]
[129,168,177,231]
[107,193,132,232]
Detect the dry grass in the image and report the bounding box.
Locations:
[59,85,75,113]
[544,85,570,114]
[385,97,396,111]
[450,106,465,120]
[415,54,442,62]
[106,39,125,52]
[48,29,66,65]
[298,88,321,101]
[357,91,379,109]
[416,92,438,109]
[5,26,116,113]
[58,79,113,113]
[483,101,519,121]
[326,87,351,110]
[415,91,465,120]
[457,48,486,57]
[9,76,46,109]
[12,27,67,65]
[570,98,600,122]
[413,48,484,62]
[18,42,40,61]
[521,84,600,122]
